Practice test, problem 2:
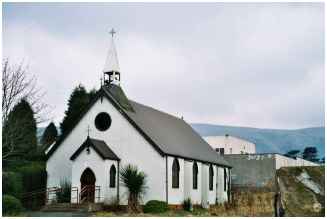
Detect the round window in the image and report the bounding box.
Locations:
[95,112,112,131]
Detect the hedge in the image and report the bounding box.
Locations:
[3,172,23,199]
[17,162,47,210]
[3,195,23,216]
[143,200,168,213]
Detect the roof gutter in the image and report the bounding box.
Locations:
[165,153,232,168]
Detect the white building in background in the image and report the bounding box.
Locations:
[204,135,256,155]
[45,31,231,207]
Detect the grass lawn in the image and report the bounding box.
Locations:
[94,208,206,217]
[93,189,275,217]
[94,202,274,217]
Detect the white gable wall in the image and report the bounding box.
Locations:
[71,147,118,204]
[46,97,166,204]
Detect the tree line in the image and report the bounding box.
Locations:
[2,59,97,163]
[2,59,97,215]
[284,147,324,163]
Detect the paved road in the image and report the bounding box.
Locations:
[26,211,91,217]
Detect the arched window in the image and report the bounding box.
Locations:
[109,165,116,188]
[193,161,198,189]
[209,165,214,191]
[224,168,227,191]
[172,158,180,188]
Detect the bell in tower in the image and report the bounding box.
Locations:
[103,28,120,85]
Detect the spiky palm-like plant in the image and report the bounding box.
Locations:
[120,164,147,213]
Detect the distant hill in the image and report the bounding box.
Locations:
[37,123,325,158]
[191,123,325,158]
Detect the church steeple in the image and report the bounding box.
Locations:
[103,28,120,85]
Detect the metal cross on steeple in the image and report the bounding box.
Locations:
[109,28,116,38]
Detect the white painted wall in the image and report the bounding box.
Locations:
[201,164,209,207]
[46,97,166,205]
[183,161,191,201]
[191,162,202,205]
[71,147,118,204]
[46,97,230,206]
[167,157,184,205]
[275,154,319,170]
[204,135,256,155]
[216,167,228,203]
[208,165,217,205]
[183,160,202,205]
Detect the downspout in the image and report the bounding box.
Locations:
[117,160,120,204]
[228,168,232,203]
[165,156,168,204]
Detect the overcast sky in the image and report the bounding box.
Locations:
[3,3,325,129]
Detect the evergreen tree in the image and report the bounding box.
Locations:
[41,122,58,148]
[302,147,319,162]
[284,150,300,159]
[60,84,96,136]
[3,99,37,158]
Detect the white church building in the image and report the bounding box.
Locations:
[45,31,231,207]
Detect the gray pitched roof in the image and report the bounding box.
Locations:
[104,85,230,167]
[70,137,120,161]
[47,84,230,167]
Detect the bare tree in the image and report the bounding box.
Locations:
[2,59,50,160]
[2,58,49,124]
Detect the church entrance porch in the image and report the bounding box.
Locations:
[70,138,120,204]
[80,168,96,203]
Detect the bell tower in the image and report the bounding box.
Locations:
[103,28,120,85]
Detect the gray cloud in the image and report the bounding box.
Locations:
[3,3,324,129]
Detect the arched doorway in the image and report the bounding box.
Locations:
[80,168,96,203]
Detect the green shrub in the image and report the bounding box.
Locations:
[183,198,192,211]
[18,162,47,193]
[3,172,23,199]
[120,164,147,213]
[56,180,71,203]
[17,162,47,209]
[143,200,168,213]
[3,195,23,216]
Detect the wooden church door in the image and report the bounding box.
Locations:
[80,168,96,203]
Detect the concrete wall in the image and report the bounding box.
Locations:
[204,135,256,155]
[224,154,276,188]
[225,153,319,188]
